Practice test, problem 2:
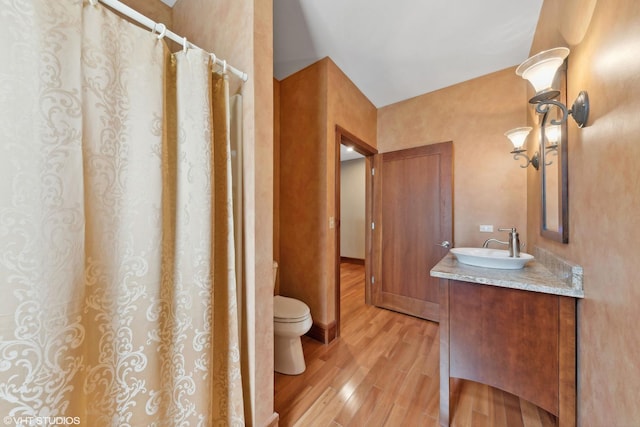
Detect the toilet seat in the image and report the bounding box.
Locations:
[274,295,310,323]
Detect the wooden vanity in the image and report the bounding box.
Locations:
[431,251,583,427]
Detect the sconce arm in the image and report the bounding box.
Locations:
[535,91,590,128]
[544,146,558,166]
[535,100,569,125]
[511,149,540,170]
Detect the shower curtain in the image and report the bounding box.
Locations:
[0,0,244,425]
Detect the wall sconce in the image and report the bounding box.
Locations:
[505,127,539,169]
[516,47,589,128]
[542,125,560,166]
[544,124,561,148]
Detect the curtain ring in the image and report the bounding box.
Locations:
[89,0,98,5]
[182,37,188,53]
[222,59,227,74]
[210,53,217,68]
[153,23,167,40]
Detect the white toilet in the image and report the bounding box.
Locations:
[273,262,313,375]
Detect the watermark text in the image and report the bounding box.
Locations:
[3,416,81,426]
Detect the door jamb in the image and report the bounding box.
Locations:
[334,125,377,338]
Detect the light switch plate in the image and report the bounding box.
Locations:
[479,225,493,232]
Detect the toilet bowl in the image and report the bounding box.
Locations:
[273,262,312,375]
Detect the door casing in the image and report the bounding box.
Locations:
[334,125,377,338]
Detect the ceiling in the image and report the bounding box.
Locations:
[274,0,543,107]
[340,144,365,162]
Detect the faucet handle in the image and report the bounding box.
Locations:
[498,227,517,234]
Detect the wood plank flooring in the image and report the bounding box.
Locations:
[274,263,557,427]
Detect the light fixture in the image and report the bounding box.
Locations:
[516,47,590,128]
[505,127,539,169]
[542,125,560,166]
[544,124,561,147]
[346,147,354,152]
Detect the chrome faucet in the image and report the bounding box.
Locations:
[482,238,508,248]
[483,227,521,258]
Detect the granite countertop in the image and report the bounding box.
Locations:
[430,252,584,298]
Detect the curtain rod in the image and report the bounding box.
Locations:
[94,0,249,82]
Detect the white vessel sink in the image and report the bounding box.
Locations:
[450,247,534,270]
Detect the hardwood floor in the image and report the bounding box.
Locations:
[274,263,558,427]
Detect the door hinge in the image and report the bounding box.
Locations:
[371,222,375,230]
[371,168,375,176]
[371,276,375,284]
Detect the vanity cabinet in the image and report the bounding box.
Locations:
[431,252,583,427]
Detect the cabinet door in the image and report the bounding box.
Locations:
[449,281,559,415]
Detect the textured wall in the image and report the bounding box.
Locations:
[340,158,366,259]
[172,0,275,425]
[326,60,378,146]
[273,78,281,295]
[377,68,528,247]
[119,0,172,27]
[278,58,377,329]
[279,61,328,323]
[527,0,640,424]
[325,60,378,323]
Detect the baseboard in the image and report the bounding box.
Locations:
[264,412,279,427]
[340,256,365,265]
[306,320,337,344]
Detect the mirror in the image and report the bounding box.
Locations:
[540,64,569,243]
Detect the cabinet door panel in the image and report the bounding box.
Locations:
[449,281,559,415]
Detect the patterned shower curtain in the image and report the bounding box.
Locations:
[0,0,244,425]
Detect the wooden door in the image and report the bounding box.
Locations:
[372,142,452,321]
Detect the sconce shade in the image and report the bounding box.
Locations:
[516,47,569,103]
[545,125,561,145]
[505,127,532,149]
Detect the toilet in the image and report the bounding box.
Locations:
[273,262,313,375]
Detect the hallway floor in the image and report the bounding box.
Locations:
[274,262,557,427]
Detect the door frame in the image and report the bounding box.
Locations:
[334,125,377,338]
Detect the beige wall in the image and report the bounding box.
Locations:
[326,60,378,145]
[273,78,281,295]
[340,158,366,259]
[528,0,640,424]
[325,60,378,324]
[378,68,528,247]
[278,58,377,331]
[119,0,172,27]
[172,0,275,425]
[279,60,328,324]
